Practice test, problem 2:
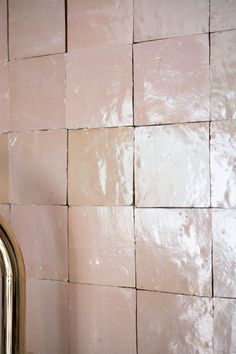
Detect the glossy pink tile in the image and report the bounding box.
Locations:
[9,54,65,131]
[134,0,209,42]
[68,0,133,51]
[69,206,135,287]
[0,134,9,203]
[211,30,236,120]
[0,0,8,61]
[214,298,236,354]
[135,123,210,207]
[11,205,68,280]
[0,204,10,223]
[211,121,236,208]
[68,128,133,206]
[9,0,65,60]
[213,209,236,297]
[26,278,68,354]
[134,35,209,126]
[137,291,213,354]
[0,61,9,133]
[210,0,236,32]
[9,130,67,204]
[69,283,136,354]
[135,209,211,296]
[66,46,132,129]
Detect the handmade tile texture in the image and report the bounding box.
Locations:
[0,0,8,61]
[134,0,209,42]
[134,35,209,125]
[211,120,236,208]
[0,204,10,223]
[9,54,65,131]
[9,0,65,59]
[210,30,236,121]
[66,46,132,129]
[68,0,133,51]
[210,0,236,32]
[0,134,9,203]
[69,283,136,354]
[135,123,210,207]
[0,61,9,133]
[68,128,133,205]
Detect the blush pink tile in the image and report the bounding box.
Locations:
[66,46,132,129]
[134,35,209,126]
[0,134,9,203]
[9,55,65,131]
[214,298,236,354]
[210,0,236,32]
[210,30,236,121]
[211,121,236,207]
[69,283,136,354]
[135,123,210,207]
[69,206,135,287]
[68,128,133,206]
[0,61,9,133]
[0,0,8,61]
[213,209,236,297]
[137,291,213,354]
[11,205,68,280]
[9,130,67,204]
[26,278,68,354]
[68,0,133,51]
[9,0,65,59]
[135,209,211,296]
[134,0,209,42]
[0,204,10,223]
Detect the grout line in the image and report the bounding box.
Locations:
[6,0,9,62]
[9,51,66,62]
[64,0,68,53]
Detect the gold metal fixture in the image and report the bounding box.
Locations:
[0,215,26,354]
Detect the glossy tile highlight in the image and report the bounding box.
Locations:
[0,61,9,133]
[10,54,65,131]
[213,209,236,297]
[69,284,136,354]
[135,209,212,296]
[0,0,8,61]
[9,0,65,59]
[134,0,209,42]
[68,0,132,51]
[11,205,68,280]
[135,123,210,207]
[210,0,236,32]
[66,46,132,129]
[211,120,236,208]
[134,35,209,126]
[26,279,68,354]
[69,206,135,287]
[137,291,213,354]
[0,134,9,203]
[68,128,133,205]
[9,130,67,204]
[211,30,236,120]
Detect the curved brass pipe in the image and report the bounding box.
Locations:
[0,216,26,354]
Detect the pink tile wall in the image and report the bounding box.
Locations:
[0,0,235,353]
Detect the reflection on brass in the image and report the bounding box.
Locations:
[0,216,26,354]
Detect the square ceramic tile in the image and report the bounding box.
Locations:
[68,0,133,51]
[211,121,236,207]
[0,0,8,61]
[210,0,236,32]
[135,209,212,296]
[213,209,236,297]
[68,128,133,205]
[137,291,213,354]
[9,0,65,59]
[9,54,65,131]
[26,278,68,354]
[210,30,236,120]
[69,206,135,287]
[9,130,67,204]
[11,205,68,280]
[134,0,209,42]
[0,134,9,203]
[69,283,136,354]
[135,123,210,207]
[0,61,9,133]
[0,204,10,223]
[134,35,209,126]
[214,298,236,354]
[66,46,132,129]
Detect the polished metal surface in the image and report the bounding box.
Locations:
[0,216,26,354]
